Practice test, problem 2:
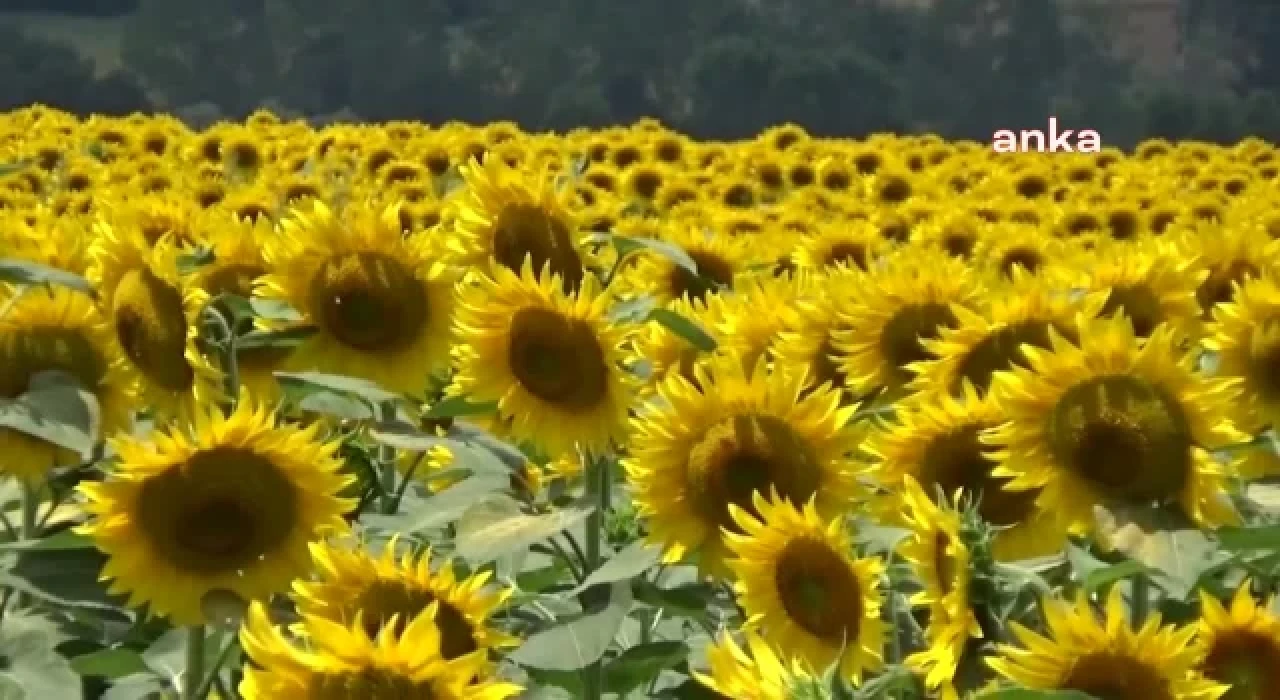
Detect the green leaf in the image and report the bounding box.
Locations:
[1082,559,1149,592]
[508,581,632,671]
[591,233,699,275]
[1219,524,1280,551]
[364,475,509,532]
[101,672,164,700]
[141,627,231,688]
[248,297,302,322]
[424,395,499,419]
[235,325,316,349]
[71,648,149,680]
[368,419,452,451]
[647,308,716,352]
[275,371,401,419]
[0,370,101,458]
[0,530,95,552]
[0,258,94,298]
[567,541,661,596]
[633,580,713,618]
[604,641,689,695]
[1,543,131,616]
[455,496,595,564]
[1092,503,1230,598]
[608,295,657,323]
[0,613,80,700]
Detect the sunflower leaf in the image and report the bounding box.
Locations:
[424,395,499,419]
[0,612,80,700]
[455,495,595,565]
[369,475,510,533]
[591,233,699,275]
[646,308,716,352]
[0,370,101,459]
[0,258,95,298]
[603,641,689,695]
[235,325,316,349]
[248,297,303,322]
[508,580,632,671]
[275,371,403,420]
[566,541,662,597]
[70,648,149,680]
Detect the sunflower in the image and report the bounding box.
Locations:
[770,267,861,396]
[863,383,1064,561]
[833,246,982,397]
[616,221,750,305]
[984,315,1245,535]
[258,199,459,395]
[972,222,1076,282]
[1074,238,1207,339]
[725,491,886,684]
[694,628,814,700]
[1203,274,1280,438]
[293,537,516,662]
[897,477,982,697]
[189,213,289,401]
[631,295,719,397]
[1179,220,1280,317]
[449,155,586,292]
[88,223,222,421]
[76,391,355,624]
[987,586,1227,700]
[449,260,635,458]
[625,352,865,575]
[703,272,812,370]
[792,218,882,272]
[0,285,136,482]
[239,602,520,700]
[908,268,1107,398]
[1196,581,1280,700]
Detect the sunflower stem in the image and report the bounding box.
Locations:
[183,625,206,700]
[581,454,609,700]
[1130,574,1150,628]
[377,401,399,515]
[19,479,39,541]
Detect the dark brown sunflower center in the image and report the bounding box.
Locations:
[878,302,958,382]
[824,242,870,270]
[809,335,847,391]
[953,320,1063,395]
[687,413,823,531]
[920,425,1038,527]
[670,251,734,303]
[112,267,196,391]
[998,248,1043,278]
[508,307,608,410]
[352,581,478,660]
[1060,652,1175,700]
[1247,322,1280,401]
[1046,374,1191,504]
[774,536,863,642]
[942,231,977,258]
[310,669,436,699]
[1203,629,1280,700]
[1199,260,1259,314]
[310,252,428,354]
[136,447,299,575]
[0,326,106,399]
[492,202,584,293]
[1101,284,1164,337]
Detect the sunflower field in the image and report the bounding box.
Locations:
[4,105,1280,700]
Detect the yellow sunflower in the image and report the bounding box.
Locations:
[694,628,814,700]
[863,382,1064,561]
[0,285,136,482]
[908,268,1107,398]
[239,602,520,700]
[702,271,813,370]
[76,391,355,624]
[1203,274,1280,436]
[1179,219,1280,317]
[258,199,459,396]
[987,586,1226,700]
[770,266,861,396]
[625,352,865,576]
[88,222,222,422]
[616,222,750,305]
[792,218,883,272]
[631,295,719,397]
[897,477,983,697]
[1196,581,1280,700]
[449,260,635,458]
[293,537,516,662]
[1075,238,1208,339]
[984,315,1245,535]
[448,155,586,292]
[973,222,1076,282]
[833,246,982,397]
[725,491,886,684]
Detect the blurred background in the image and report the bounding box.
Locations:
[0,0,1276,146]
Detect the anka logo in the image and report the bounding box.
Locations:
[992,117,1101,153]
